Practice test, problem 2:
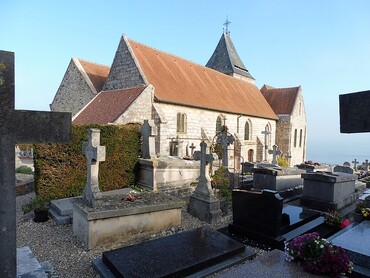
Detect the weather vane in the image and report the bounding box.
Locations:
[223,16,231,35]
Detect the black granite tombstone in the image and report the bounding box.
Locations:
[94,227,255,278]
[340,90,370,133]
[229,189,323,249]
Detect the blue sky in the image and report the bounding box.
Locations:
[2,0,370,164]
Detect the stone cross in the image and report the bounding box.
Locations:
[83,129,106,207]
[141,119,156,159]
[216,127,234,167]
[352,158,359,171]
[193,141,216,197]
[268,144,282,165]
[261,130,271,161]
[0,51,71,277]
[363,159,370,171]
[189,142,196,156]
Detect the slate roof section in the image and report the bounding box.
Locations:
[73,86,146,124]
[128,38,276,120]
[77,59,110,93]
[205,32,254,80]
[260,85,301,115]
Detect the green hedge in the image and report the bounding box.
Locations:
[33,124,141,201]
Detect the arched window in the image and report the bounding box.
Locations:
[176,113,187,133]
[244,121,250,140]
[299,129,303,147]
[294,129,297,147]
[216,116,222,134]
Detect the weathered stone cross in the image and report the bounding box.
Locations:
[268,144,282,165]
[0,51,71,277]
[141,119,156,159]
[189,142,196,156]
[193,141,216,197]
[261,129,271,161]
[363,159,370,171]
[352,158,359,171]
[83,129,106,207]
[216,127,234,167]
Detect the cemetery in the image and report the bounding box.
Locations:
[3,47,370,278]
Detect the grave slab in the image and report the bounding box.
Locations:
[73,192,185,250]
[96,227,254,278]
[17,246,46,278]
[330,221,370,269]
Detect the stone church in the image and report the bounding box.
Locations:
[50,31,307,167]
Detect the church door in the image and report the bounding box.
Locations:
[248,149,254,162]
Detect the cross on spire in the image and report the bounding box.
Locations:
[223,16,231,35]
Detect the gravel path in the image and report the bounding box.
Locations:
[16,191,268,278]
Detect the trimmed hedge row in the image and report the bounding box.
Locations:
[33,124,141,201]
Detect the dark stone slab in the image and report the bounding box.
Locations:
[340,90,370,133]
[102,227,246,278]
[330,221,370,269]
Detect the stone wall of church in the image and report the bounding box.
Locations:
[50,60,96,116]
[154,102,276,167]
[103,36,146,91]
[289,92,307,166]
[275,115,291,161]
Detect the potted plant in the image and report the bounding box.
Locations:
[28,196,49,222]
[353,201,367,223]
[325,210,351,229]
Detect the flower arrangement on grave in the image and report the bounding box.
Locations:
[285,232,353,276]
[325,210,351,229]
[361,207,370,220]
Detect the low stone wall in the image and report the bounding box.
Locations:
[73,192,185,251]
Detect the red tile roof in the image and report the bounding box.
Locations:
[260,85,300,115]
[77,59,110,92]
[73,86,146,124]
[128,39,277,120]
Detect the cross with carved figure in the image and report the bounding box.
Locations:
[352,159,359,171]
[268,145,282,165]
[216,126,234,167]
[194,141,217,197]
[0,51,71,277]
[83,129,106,207]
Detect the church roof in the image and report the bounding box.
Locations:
[76,58,110,93]
[205,32,254,80]
[73,86,146,124]
[128,38,276,120]
[260,85,301,115]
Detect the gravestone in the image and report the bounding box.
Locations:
[0,50,71,277]
[363,159,370,171]
[216,127,234,167]
[352,158,359,171]
[343,161,351,167]
[187,141,222,224]
[300,172,357,211]
[333,165,354,175]
[82,129,106,207]
[189,142,196,156]
[268,144,282,165]
[261,129,271,161]
[229,189,322,249]
[141,119,156,159]
[93,226,255,277]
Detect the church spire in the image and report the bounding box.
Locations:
[206,25,255,84]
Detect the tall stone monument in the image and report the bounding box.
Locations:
[187,141,222,224]
[141,119,156,159]
[216,126,234,167]
[0,50,71,277]
[83,129,106,207]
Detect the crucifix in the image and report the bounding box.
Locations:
[216,126,234,167]
[83,129,106,207]
[268,145,282,165]
[352,158,359,171]
[193,141,216,197]
[0,51,71,277]
[261,129,271,161]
